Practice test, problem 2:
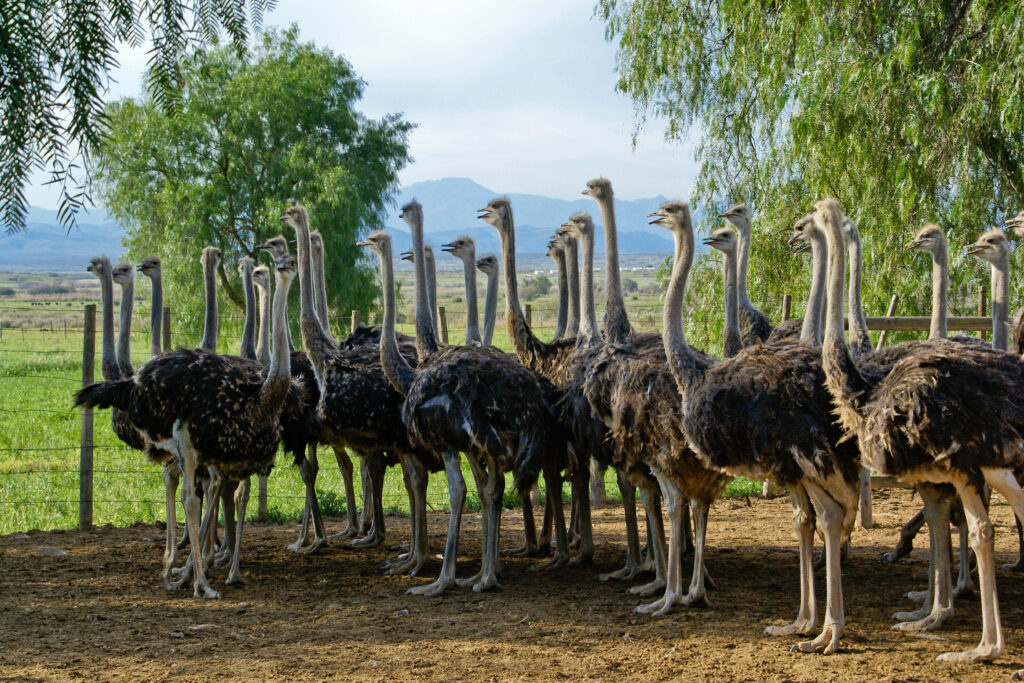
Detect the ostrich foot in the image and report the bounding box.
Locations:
[892,607,952,632]
[568,549,593,566]
[406,576,455,597]
[162,571,178,591]
[213,546,233,569]
[225,568,247,585]
[791,623,840,655]
[458,571,501,592]
[193,582,220,600]
[953,582,976,600]
[294,537,326,555]
[634,590,707,616]
[1001,557,1024,572]
[383,551,411,567]
[936,643,1001,663]
[528,550,570,572]
[627,577,666,597]
[598,559,643,582]
[385,553,426,577]
[327,525,359,541]
[893,602,931,622]
[349,530,384,549]
[501,541,540,558]
[905,589,928,602]
[169,561,194,589]
[765,617,819,637]
[456,569,485,588]
[1012,669,1024,680]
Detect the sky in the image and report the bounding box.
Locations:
[25,0,700,210]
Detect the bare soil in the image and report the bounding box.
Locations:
[3,488,1024,681]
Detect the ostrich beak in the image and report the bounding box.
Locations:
[786,232,803,248]
[476,208,491,220]
[648,210,666,225]
[440,242,457,253]
[907,238,924,251]
[717,212,730,219]
[279,213,288,222]
[965,242,986,257]
[356,239,371,248]
[701,236,719,247]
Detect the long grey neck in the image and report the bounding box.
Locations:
[201,258,218,353]
[255,282,271,367]
[147,271,162,356]
[264,270,292,387]
[311,240,335,345]
[116,273,134,376]
[425,248,439,337]
[991,252,1009,351]
[596,196,631,342]
[929,243,948,340]
[378,239,417,395]
[721,247,741,358]
[239,264,257,361]
[411,220,439,359]
[823,210,852,355]
[481,268,498,346]
[578,228,602,345]
[801,229,827,346]
[552,249,568,340]
[460,249,481,344]
[662,218,701,392]
[735,220,753,307]
[98,266,118,381]
[292,210,333,382]
[846,225,872,354]
[564,236,580,336]
[498,216,529,339]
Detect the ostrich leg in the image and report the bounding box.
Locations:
[893,485,953,631]
[529,463,570,572]
[350,454,386,548]
[629,485,667,597]
[569,462,594,564]
[162,463,181,589]
[598,470,644,581]
[1002,516,1024,571]
[385,456,429,576]
[225,478,251,585]
[177,438,219,600]
[880,509,925,564]
[792,482,845,655]
[765,484,819,637]
[289,443,328,554]
[327,446,359,540]
[407,450,465,597]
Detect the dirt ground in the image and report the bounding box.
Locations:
[3,488,1024,681]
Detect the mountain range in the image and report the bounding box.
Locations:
[0,178,684,271]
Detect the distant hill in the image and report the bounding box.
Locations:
[0,208,123,271]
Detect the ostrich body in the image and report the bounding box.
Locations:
[719,203,773,344]
[815,198,1024,663]
[363,201,568,596]
[547,238,569,340]
[441,236,482,344]
[657,200,860,654]
[476,254,499,346]
[75,253,300,598]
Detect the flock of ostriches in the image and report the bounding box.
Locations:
[76,178,1024,672]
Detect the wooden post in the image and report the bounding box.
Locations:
[64,319,67,339]
[978,285,987,341]
[162,306,171,352]
[859,465,874,529]
[257,474,268,523]
[438,306,449,344]
[781,294,792,322]
[79,304,96,531]
[875,295,900,350]
[525,303,532,328]
[350,310,360,336]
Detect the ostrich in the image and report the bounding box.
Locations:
[76,252,300,598]
[359,211,568,596]
[547,238,569,340]
[814,197,1024,663]
[111,262,136,377]
[475,254,499,346]
[252,265,272,367]
[560,230,581,339]
[278,206,439,572]
[718,202,774,344]
[137,257,164,356]
[401,244,441,341]
[440,236,482,344]
[654,200,861,653]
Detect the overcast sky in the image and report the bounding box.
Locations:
[25,0,699,210]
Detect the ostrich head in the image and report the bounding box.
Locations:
[275,253,298,279]
[357,230,391,256]
[310,230,324,259]
[137,256,161,275]
[648,201,691,233]
[788,213,815,249]
[477,198,511,231]
[237,256,255,278]
[441,236,474,261]
[558,211,594,240]
[476,253,498,276]
[111,262,135,286]
[399,200,423,231]
[200,246,222,271]
[718,202,752,231]
[907,223,946,255]
[703,226,737,256]
[258,236,289,259]
[280,204,309,232]
[966,229,1010,265]
[86,256,111,277]
[547,239,561,259]
[252,264,270,291]
[400,248,414,263]
[581,177,613,201]
[1005,210,1024,237]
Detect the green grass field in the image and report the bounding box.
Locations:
[0,275,762,536]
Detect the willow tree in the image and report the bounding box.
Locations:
[598,0,1024,332]
[93,27,413,335]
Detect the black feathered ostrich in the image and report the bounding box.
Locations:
[655,200,861,654]
[475,254,500,346]
[717,202,774,345]
[814,197,1024,664]
[75,252,299,598]
[361,201,568,596]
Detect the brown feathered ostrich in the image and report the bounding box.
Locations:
[815,197,1024,663]
[361,201,568,596]
[76,252,299,598]
[546,237,569,340]
[718,202,774,344]
[401,244,441,344]
[655,199,861,654]
[475,254,499,346]
[441,235,482,344]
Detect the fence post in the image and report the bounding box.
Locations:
[162,306,171,352]
[79,304,96,531]
[257,475,268,522]
[438,306,449,344]
[875,295,900,351]
[351,309,360,335]
[781,294,792,322]
[978,285,987,341]
[525,303,532,328]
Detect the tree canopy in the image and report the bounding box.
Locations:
[92,26,413,334]
[1,0,277,234]
[598,0,1024,330]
